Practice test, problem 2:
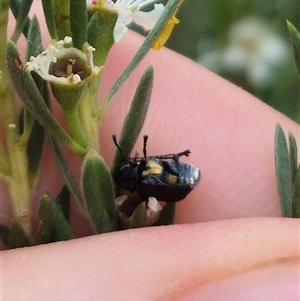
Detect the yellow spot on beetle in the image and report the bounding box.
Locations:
[166,173,178,184]
[142,160,162,177]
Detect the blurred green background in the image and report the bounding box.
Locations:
[149,0,300,123]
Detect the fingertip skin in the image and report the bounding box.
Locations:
[2,218,299,301]
[173,259,299,301]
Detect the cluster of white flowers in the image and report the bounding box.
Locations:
[26,37,73,83]
[87,0,165,42]
[26,37,100,84]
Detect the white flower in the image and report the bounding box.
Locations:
[147,196,162,212]
[146,196,162,225]
[198,18,290,89]
[27,37,70,83]
[26,37,101,84]
[108,0,165,42]
[222,18,289,88]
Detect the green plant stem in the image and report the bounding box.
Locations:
[0,0,32,238]
[7,145,32,237]
[78,89,99,151]
[78,71,104,152]
[18,109,35,146]
[63,104,89,150]
[53,0,71,40]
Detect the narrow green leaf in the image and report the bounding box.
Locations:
[10,0,33,42]
[25,16,48,189]
[9,0,31,39]
[51,200,74,241]
[48,135,86,216]
[38,194,54,219]
[36,194,55,244]
[153,202,175,226]
[287,20,300,80]
[36,193,73,243]
[70,0,87,49]
[0,223,10,247]
[21,83,47,190]
[8,220,30,249]
[292,165,300,218]
[288,131,298,185]
[41,0,58,39]
[6,41,86,156]
[17,96,45,192]
[55,185,71,222]
[26,15,43,61]
[82,150,117,233]
[111,66,154,172]
[26,119,45,189]
[274,124,292,217]
[87,9,117,66]
[36,219,53,245]
[97,0,182,117]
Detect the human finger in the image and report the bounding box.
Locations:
[2,217,298,300]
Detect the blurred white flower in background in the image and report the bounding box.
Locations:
[198,18,290,89]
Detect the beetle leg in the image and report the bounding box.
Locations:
[147,150,191,160]
[162,160,179,176]
[172,154,182,172]
[176,149,191,157]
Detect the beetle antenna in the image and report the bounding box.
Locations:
[143,135,148,159]
[112,135,131,161]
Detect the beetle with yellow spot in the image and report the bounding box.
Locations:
[112,135,201,203]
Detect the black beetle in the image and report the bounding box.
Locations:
[112,135,201,202]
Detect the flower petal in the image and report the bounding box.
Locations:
[131,3,164,30]
[113,22,129,42]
